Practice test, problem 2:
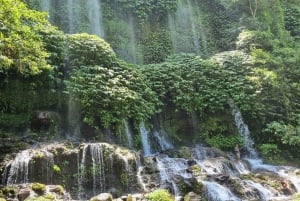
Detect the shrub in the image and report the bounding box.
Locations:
[146,189,174,201]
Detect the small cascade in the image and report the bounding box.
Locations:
[153,130,174,151]
[229,100,258,158]
[193,145,218,160]
[243,180,273,201]
[123,120,133,148]
[139,123,152,156]
[168,0,206,54]
[204,181,241,201]
[135,153,147,192]
[4,146,55,185]
[79,143,106,194]
[6,149,32,184]
[232,160,250,174]
[86,0,104,37]
[156,155,192,200]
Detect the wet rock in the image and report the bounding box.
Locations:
[17,188,30,201]
[184,192,202,201]
[214,174,230,183]
[187,164,201,176]
[90,193,113,201]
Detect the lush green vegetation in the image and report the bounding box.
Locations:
[146,189,174,201]
[1,0,300,161]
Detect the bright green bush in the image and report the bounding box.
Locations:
[205,134,242,151]
[146,189,174,201]
[67,33,117,68]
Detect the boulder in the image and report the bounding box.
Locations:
[90,193,113,201]
[184,192,202,201]
[17,188,31,201]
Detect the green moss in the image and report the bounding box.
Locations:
[293,193,300,201]
[240,174,254,180]
[53,165,61,173]
[146,189,175,201]
[2,186,17,196]
[32,183,46,195]
[0,198,6,201]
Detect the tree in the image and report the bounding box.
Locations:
[0,0,51,76]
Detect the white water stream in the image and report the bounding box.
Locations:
[139,123,152,156]
[87,0,104,37]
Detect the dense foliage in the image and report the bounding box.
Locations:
[66,34,157,129]
[0,0,52,76]
[1,0,300,161]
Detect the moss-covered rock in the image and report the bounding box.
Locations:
[31,183,46,195]
[90,193,113,201]
[146,189,174,201]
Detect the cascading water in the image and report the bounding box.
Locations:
[204,181,241,201]
[123,120,133,148]
[168,0,206,54]
[153,130,174,151]
[86,0,104,37]
[67,0,75,33]
[128,15,137,64]
[230,99,300,197]
[139,123,152,156]
[156,155,192,200]
[40,0,51,18]
[5,149,32,184]
[67,93,81,139]
[4,146,55,185]
[79,143,106,195]
[229,99,258,159]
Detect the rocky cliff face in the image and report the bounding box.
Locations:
[1,142,299,201]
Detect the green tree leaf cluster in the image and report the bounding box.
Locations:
[0,0,52,76]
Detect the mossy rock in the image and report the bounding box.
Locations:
[2,186,17,195]
[0,198,6,201]
[146,189,174,201]
[187,165,202,176]
[31,183,46,195]
[293,192,300,201]
[126,194,133,201]
[90,193,113,201]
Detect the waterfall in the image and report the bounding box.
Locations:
[86,0,104,37]
[168,0,206,54]
[229,100,258,158]
[153,130,174,151]
[4,147,54,185]
[186,0,200,54]
[243,180,273,201]
[156,155,192,200]
[6,150,32,184]
[128,15,137,64]
[40,0,51,18]
[66,0,75,33]
[78,144,105,197]
[67,93,81,138]
[90,144,106,194]
[204,181,241,201]
[123,120,133,148]
[139,123,152,156]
